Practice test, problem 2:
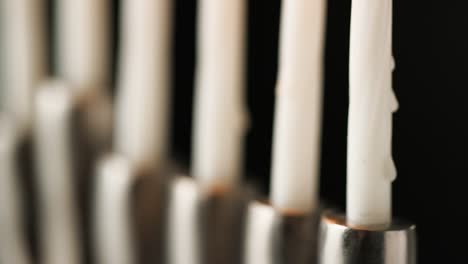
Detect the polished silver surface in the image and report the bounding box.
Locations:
[166,176,249,264]
[244,201,320,264]
[198,187,249,264]
[318,211,417,264]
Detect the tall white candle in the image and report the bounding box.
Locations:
[192,0,248,191]
[55,0,109,96]
[114,0,173,170]
[0,0,46,134]
[347,0,397,229]
[94,154,135,264]
[0,116,31,264]
[34,80,81,264]
[270,0,326,213]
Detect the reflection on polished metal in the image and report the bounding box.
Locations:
[166,176,249,264]
[131,169,169,264]
[244,201,320,264]
[198,189,248,264]
[318,210,417,264]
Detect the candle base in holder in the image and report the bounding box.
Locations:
[94,158,176,264]
[166,176,250,264]
[318,210,417,264]
[131,167,171,264]
[244,201,321,264]
[198,186,249,264]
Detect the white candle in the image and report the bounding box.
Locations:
[34,80,81,264]
[114,0,173,170]
[0,116,31,264]
[0,0,46,134]
[55,0,109,96]
[94,154,135,264]
[192,0,248,191]
[270,0,326,213]
[347,0,397,228]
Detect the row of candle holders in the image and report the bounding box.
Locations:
[1,108,416,264]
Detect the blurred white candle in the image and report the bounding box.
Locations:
[0,116,31,264]
[0,0,46,134]
[34,80,81,264]
[347,0,397,228]
[192,0,248,191]
[270,0,326,213]
[55,0,109,96]
[94,154,135,264]
[114,0,173,170]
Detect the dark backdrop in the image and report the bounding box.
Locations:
[46,0,465,262]
[168,1,464,262]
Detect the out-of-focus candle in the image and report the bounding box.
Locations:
[270,0,326,213]
[55,0,109,96]
[0,116,31,264]
[114,0,173,170]
[347,0,398,229]
[192,0,248,191]
[94,154,135,264]
[0,0,46,134]
[34,80,81,264]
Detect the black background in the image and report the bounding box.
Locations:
[167,1,461,262]
[47,0,466,262]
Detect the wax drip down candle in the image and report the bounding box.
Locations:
[270,0,326,214]
[0,0,439,262]
[347,0,398,230]
[318,0,417,263]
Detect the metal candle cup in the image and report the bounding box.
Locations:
[244,201,321,264]
[318,210,417,264]
[166,176,249,264]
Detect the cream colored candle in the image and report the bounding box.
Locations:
[270,0,326,213]
[0,0,46,134]
[0,116,31,264]
[114,0,172,170]
[347,0,398,229]
[34,80,81,264]
[94,154,135,264]
[55,0,109,95]
[192,0,248,191]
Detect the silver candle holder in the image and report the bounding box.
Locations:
[244,201,321,264]
[166,176,250,264]
[318,210,417,264]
